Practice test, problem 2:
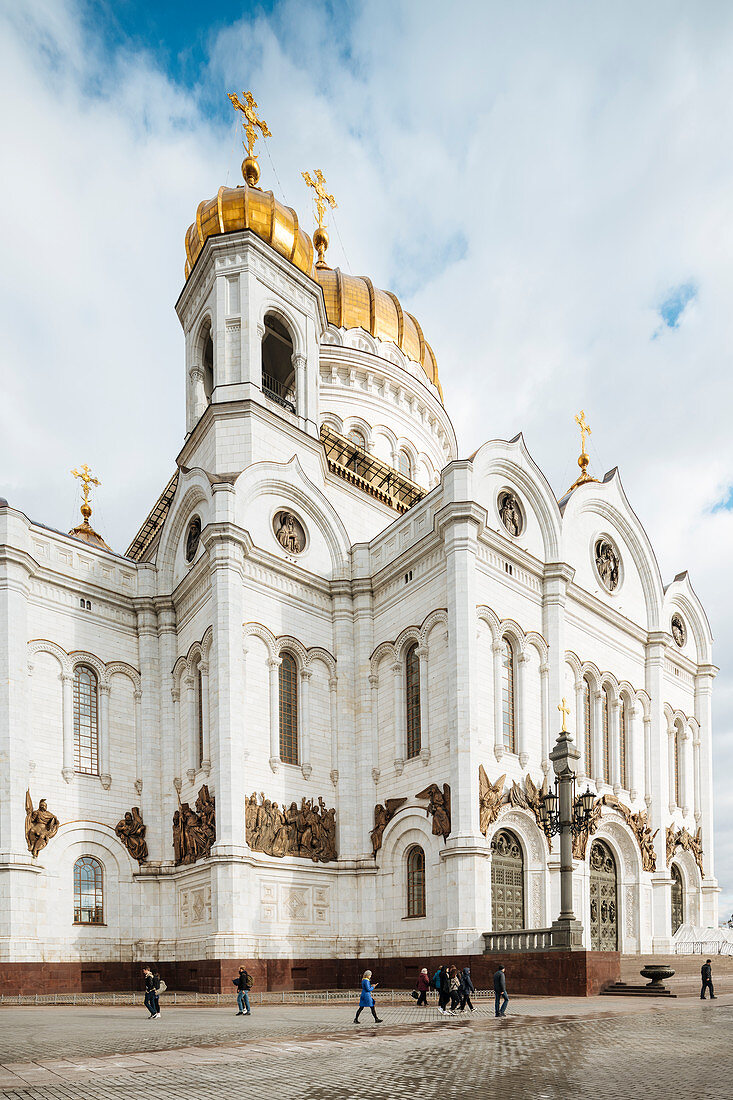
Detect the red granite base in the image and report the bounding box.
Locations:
[0,951,619,997]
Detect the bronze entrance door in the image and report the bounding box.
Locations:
[491,829,524,931]
[671,864,684,934]
[589,840,618,950]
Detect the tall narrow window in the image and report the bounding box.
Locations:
[674,721,682,807]
[405,643,421,759]
[196,665,204,767]
[583,677,592,776]
[620,698,629,790]
[398,449,413,480]
[501,639,516,753]
[74,856,104,924]
[73,665,99,775]
[602,687,611,784]
[406,845,426,918]
[279,652,299,764]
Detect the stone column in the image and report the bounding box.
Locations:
[189,366,206,427]
[667,721,676,812]
[592,689,603,787]
[645,632,671,950]
[681,722,692,818]
[692,729,701,826]
[293,352,307,430]
[392,661,405,773]
[134,587,162,865]
[268,657,281,773]
[540,662,550,774]
[492,641,504,762]
[627,704,638,801]
[299,668,312,779]
[542,560,575,766]
[329,676,339,786]
[518,651,530,767]
[61,672,75,782]
[643,711,652,808]
[199,661,211,776]
[416,644,431,764]
[99,683,111,789]
[185,674,196,780]
[574,678,586,780]
[170,687,181,788]
[368,673,380,785]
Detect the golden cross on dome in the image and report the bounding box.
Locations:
[558,697,571,733]
[302,169,337,268]
[566,408,599,494]
[576,410,591,458]
[228,91,271,186]
[71,464,100,517]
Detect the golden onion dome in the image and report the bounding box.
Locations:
[314,267,442,401]
[184,182,314,280]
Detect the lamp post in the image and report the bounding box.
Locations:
[538,699,596,949]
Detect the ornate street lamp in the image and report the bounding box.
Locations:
[545,698,589,948]
[538,779,595,836]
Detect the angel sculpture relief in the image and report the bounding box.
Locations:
[370,798,407,857]
[415,783,451,840]
[25,791,60,857]
[479,767,505,836]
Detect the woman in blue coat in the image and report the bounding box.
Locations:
[354,970,383,1023]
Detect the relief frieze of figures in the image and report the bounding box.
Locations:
[173,785,216,865]
[246,793,337,862]
[666,824,704,877]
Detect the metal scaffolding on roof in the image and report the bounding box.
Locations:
[319,425,426,514]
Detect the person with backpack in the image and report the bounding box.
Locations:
[434,965,452,1015]
[459,966,475,1012]
[415,967,430,1006]
[233,965,253,1015]
[152,970,164,1017]
[142,967,157,1019]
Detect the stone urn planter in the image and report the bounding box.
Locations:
[640,964,675,989]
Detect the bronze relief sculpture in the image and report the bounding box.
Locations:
[173,784,216,865]
[25,791,60,857]
[115,806,148,864]
[666,824,704,877]
[671,614,686,648]
[595,538,620,592]
[274,511,306,554]
[479,766,505,836]
[415,783,451,840]
[505,773,552,850]
[498,491,523,537]
[371,798,407,856]
[246,792,337,862]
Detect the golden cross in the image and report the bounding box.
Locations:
[302,169,337,229]
[228,91,271,157]
[71,464,100,507]
[558,697,571,732]
[575,410,591,459]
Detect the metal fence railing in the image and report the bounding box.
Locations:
[0,989,497,1008]
[674,940,733,956]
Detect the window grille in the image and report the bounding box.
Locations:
[74,856,104,924]
[406,846,426,917]
[73,665,99,775]
[279,653,299,764]
[196,666,204,767]
[405,643,421,759]
[501,639,516,752]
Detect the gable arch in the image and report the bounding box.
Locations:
[156,475,212,582]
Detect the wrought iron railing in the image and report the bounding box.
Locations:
[319,424,427,514]
[262,372,296,414]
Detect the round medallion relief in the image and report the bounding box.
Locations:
[498,490,524,537]
[273,510,307,555]
[184,516,201,563]
[671,613,686,648]
[594,537,620,592]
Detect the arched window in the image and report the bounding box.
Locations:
[196,665,204,768]
[262,313,296,411]
[406,845,426,918]
[202,327,214,401]
[501,639,516,753]
[279,652,299,764]
[491,829,524,931]
[620,698,629,790]
[674,720,682,807]
[73,665,99,775]
[74,856,104,924]
[405,643,421,759]
[397,449,413,480]
[348,428,366,450]
[670,863,684,934]
[583,677,592,776]
[602,686,611,784]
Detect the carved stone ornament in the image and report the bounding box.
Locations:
[575,794,657,871]
[479,765,505,836]
[246,792,337,862]
[498,490,523,537]
[503,773,552,851]
[371,798,407,857]
[666,824,704,878]
[671,613,686,648]
[25,791,60,857]
[273,510,306,555]
[173,784,215,865]
[115,806,148,864]
[415,783,451,840]
[595,538,620,592]
[185,515,201,563]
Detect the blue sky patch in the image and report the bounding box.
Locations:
[712,486,733,513]
[658,281,697,328]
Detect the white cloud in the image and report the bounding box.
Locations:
[2,0,733,916]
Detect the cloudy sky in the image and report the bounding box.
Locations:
[2,0,733,918]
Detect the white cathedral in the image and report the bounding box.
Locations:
[0,99,718,993]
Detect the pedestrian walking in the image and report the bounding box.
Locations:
[493,965,509,1017]
[415,967,430,1006]
[354,970,383,1023]
[233,966,253,1015]
[435,965,452,1015]
[448,966,461,1012]
[142,967,158,1019]
[459,966,475,1012]
[701,959,716,999]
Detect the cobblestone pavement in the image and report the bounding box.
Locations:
[0,997,730,1099]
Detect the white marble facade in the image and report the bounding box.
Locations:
[0,213,718,977]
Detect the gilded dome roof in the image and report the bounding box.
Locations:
[184,183,314,280]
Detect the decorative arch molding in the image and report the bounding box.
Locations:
[664,575,713,666]
[27,638,71,676]
[171,626,214,782]
[380,806,436,864]
[258,299,306,358]
[53,821,138,879]
[487,454,561,562]
[156,475,212,583]
[369,608,449,671]
[488,808,547,867]
[592,818,642,881]
[476,606,549,660]
[342,415,373,448]
[27,640,141,690]
[242,623,336,676]
[671,848,703,893]
[320,412,344,434]
[105,662,142,693]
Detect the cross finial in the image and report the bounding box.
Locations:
[228,91,272,187]
[71,464,100,521]
[566,409,600,494]
[302,169,337,268]
[558,697,571,732]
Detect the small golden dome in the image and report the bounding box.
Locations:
[315,267,442,400]
[184,182,314,280]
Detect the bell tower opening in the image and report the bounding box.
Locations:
[202,327,213,401]
[262,313,296,413]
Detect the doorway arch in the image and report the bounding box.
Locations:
[589,839,618,950]
[491,829,524,931]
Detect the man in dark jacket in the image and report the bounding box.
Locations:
[493,966,509,1017]
[459,966,475,1012]
[701,959,716,999]
[233,966,253,1015]
[436,965,452,1014]
[143,967,157,1019]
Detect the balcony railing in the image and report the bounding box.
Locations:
[262,372,296,414]
[319,425,427,514]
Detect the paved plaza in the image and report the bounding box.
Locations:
[0,995,729,1100]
